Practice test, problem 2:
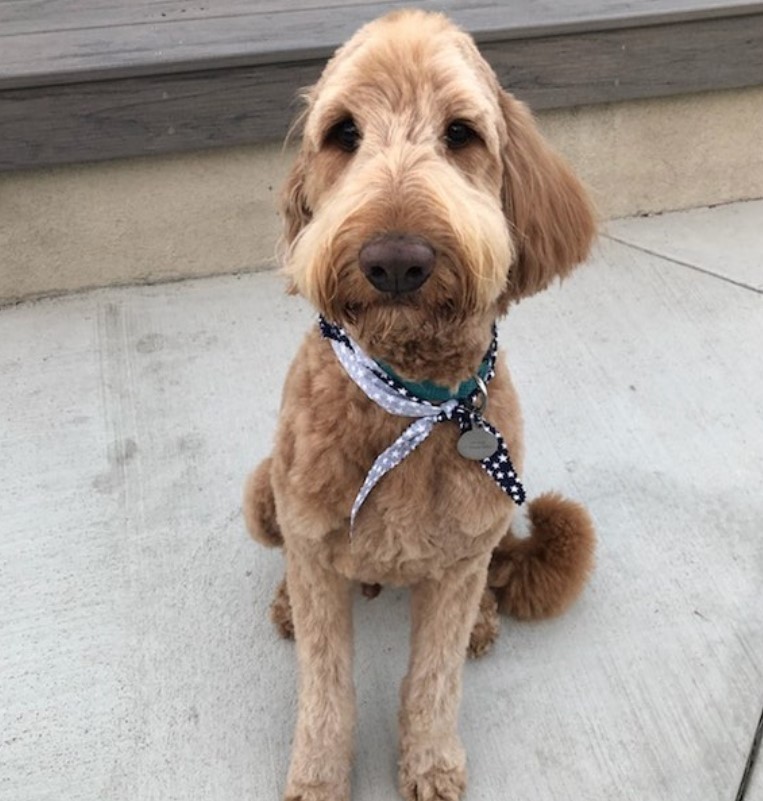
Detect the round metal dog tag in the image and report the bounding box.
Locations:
[457,428,499,461]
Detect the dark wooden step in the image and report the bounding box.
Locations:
[1,0,762,170]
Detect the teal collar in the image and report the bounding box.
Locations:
[376,353,493,404]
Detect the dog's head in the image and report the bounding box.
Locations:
[280,10,595,366]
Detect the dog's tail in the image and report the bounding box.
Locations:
[243,457,283,547]
[488,492,595,620]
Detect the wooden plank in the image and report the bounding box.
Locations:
[4,0,759,36]
[483,13,763,109]
[0,59,323,170]
[0,0,372,35]
[1,0,762,89]
[1,12,761,171]
[1,0,759,38]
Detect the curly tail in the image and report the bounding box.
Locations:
[242,457,283,548]
[488,492,596,620]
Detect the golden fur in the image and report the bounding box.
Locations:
[243,10,597,800]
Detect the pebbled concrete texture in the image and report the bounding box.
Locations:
[1,201,762,801]
[2,87,763,305]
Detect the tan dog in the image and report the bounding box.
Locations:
[244,10,596,801]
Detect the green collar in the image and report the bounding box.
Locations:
[375,355,493,404]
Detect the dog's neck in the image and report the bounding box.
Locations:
[375,352,493,404]
[346,311,497,390]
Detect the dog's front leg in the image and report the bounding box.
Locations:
[398,557,489,801]
[284,545,355,801]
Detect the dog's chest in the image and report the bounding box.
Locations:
[272,333,521,584]
[328,423,515,583]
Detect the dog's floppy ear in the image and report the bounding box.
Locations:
[498,91,596,306]
[280,149,312,246]
[279,145,312,295]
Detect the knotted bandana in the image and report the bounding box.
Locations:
[319,317,525,531]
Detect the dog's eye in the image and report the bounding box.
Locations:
[326,118,361,153]
[445,121,478,150]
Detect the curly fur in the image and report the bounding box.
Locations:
[243,10,597,800]
[488,493,596,620]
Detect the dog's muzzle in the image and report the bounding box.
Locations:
[359,234,434,294]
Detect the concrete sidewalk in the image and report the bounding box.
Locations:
[1,201,761,801]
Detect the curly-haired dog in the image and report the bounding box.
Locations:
[244,10,596,800]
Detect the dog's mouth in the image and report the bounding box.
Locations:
[340,292,462,331]
[366,292,423,307]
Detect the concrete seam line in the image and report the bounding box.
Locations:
[601,234,762,295]
[735,704,763,801]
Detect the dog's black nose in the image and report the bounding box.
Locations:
[359,235,435,294]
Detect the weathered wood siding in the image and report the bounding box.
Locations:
[1,0,762,169]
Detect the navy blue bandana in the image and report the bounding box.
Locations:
[319,317,525,531]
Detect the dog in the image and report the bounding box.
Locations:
[243,9,597,800]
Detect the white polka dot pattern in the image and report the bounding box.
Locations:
[319,317,525,533]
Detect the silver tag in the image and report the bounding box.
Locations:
[457,427,499,461]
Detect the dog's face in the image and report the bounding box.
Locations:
[281,10,595,353]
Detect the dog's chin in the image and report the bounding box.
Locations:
[331,291,496,385]
[337,293,459,338]
[335,280,466,327]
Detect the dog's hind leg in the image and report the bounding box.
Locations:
[467,587,499,659]
[488,492,596,620]
[269,578,382,641]
[270,576,294,639]
[243,457,283,547]
[244,459,293,638]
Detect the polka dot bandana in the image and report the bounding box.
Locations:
[319,317,525,532]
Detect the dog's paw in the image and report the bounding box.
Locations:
[399,764,466,801]
[284,751,351,801]
[283,781,348,801]
[467,588,499,659]
[399,738,466,801]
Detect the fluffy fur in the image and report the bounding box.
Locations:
[243,10,597,800]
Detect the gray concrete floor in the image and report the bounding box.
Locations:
[1,200,762,801]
